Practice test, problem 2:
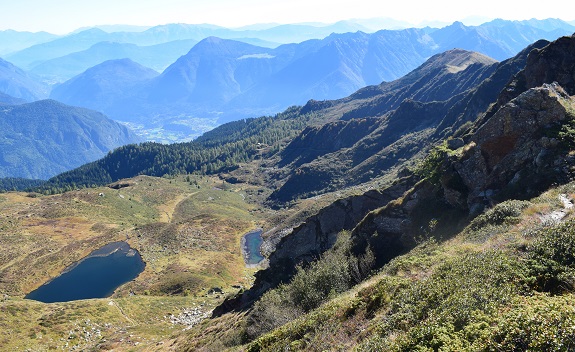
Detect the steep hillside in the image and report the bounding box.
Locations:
[198,184,575,351]
[224,34,575,314]
[0,99,141,179]
[191,34,575,351]
[50,59,159,114]
[0,58,48,101]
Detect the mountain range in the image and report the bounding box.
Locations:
[0,29,58,56]
[2,21,369,71]
[36,35,550,201]
[28,39,197,82]
[1,18,574,178]
[0,19,573,141]
[46,19,575,141]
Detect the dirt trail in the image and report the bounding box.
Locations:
[158,193,196,223]
[540,193,574,224]
[110,300,136,325]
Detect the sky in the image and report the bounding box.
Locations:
[1,0,574,34]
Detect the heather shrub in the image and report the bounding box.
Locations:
[246,232,375,339]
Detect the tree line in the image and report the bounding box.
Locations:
[1,106,316,194]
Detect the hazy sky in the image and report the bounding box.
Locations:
[1,0,574,34]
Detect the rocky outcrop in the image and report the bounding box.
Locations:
[454,83,575,213]
[482,34,575,124]
[266,179,412,272]
[351,83,575,261]
[524,35,575,95]
[351,35,575,267]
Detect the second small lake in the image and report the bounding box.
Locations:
[242,229,264,265]
[25,241,145,303]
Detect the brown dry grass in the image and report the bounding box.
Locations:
[0,174,265,351]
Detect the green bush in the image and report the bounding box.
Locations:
[529,220,575,267]
[246,232,375,339]
[463,200,530,242]
[288,250,353,312]
[480,294,575,351]
[526,220,575,293]
[413,146,449,184]
[468,200,530,231]
[358,251,530,351]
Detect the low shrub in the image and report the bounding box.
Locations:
[359,250,530,351]
[480,294,575,351]
[526,219,575,293]
[246,232,375,339]
[468,200,530,231]
[463,200,530,242]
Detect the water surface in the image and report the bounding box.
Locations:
[243,229,264,265]
[25,241,145,303]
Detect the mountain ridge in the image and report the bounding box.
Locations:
[0,57,48,101]
[29,39,197,82]
[0,99,141,179]
[212,34,575,322]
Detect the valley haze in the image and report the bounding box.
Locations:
[2,0,574,34]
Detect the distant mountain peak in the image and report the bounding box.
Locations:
[65,57,158,80]
[415,49,497,74]
[73,27,108,37]
[188,36,269,57]
[202,36,224,44]
[449,21,467,28]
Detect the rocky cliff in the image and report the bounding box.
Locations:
[352,36,575,260]
[351,82,575,262]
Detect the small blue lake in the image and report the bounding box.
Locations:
[243,229,264,265]
[25,241,145,303]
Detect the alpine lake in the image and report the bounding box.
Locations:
[25,241,145,303]
[26,228,264,303]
